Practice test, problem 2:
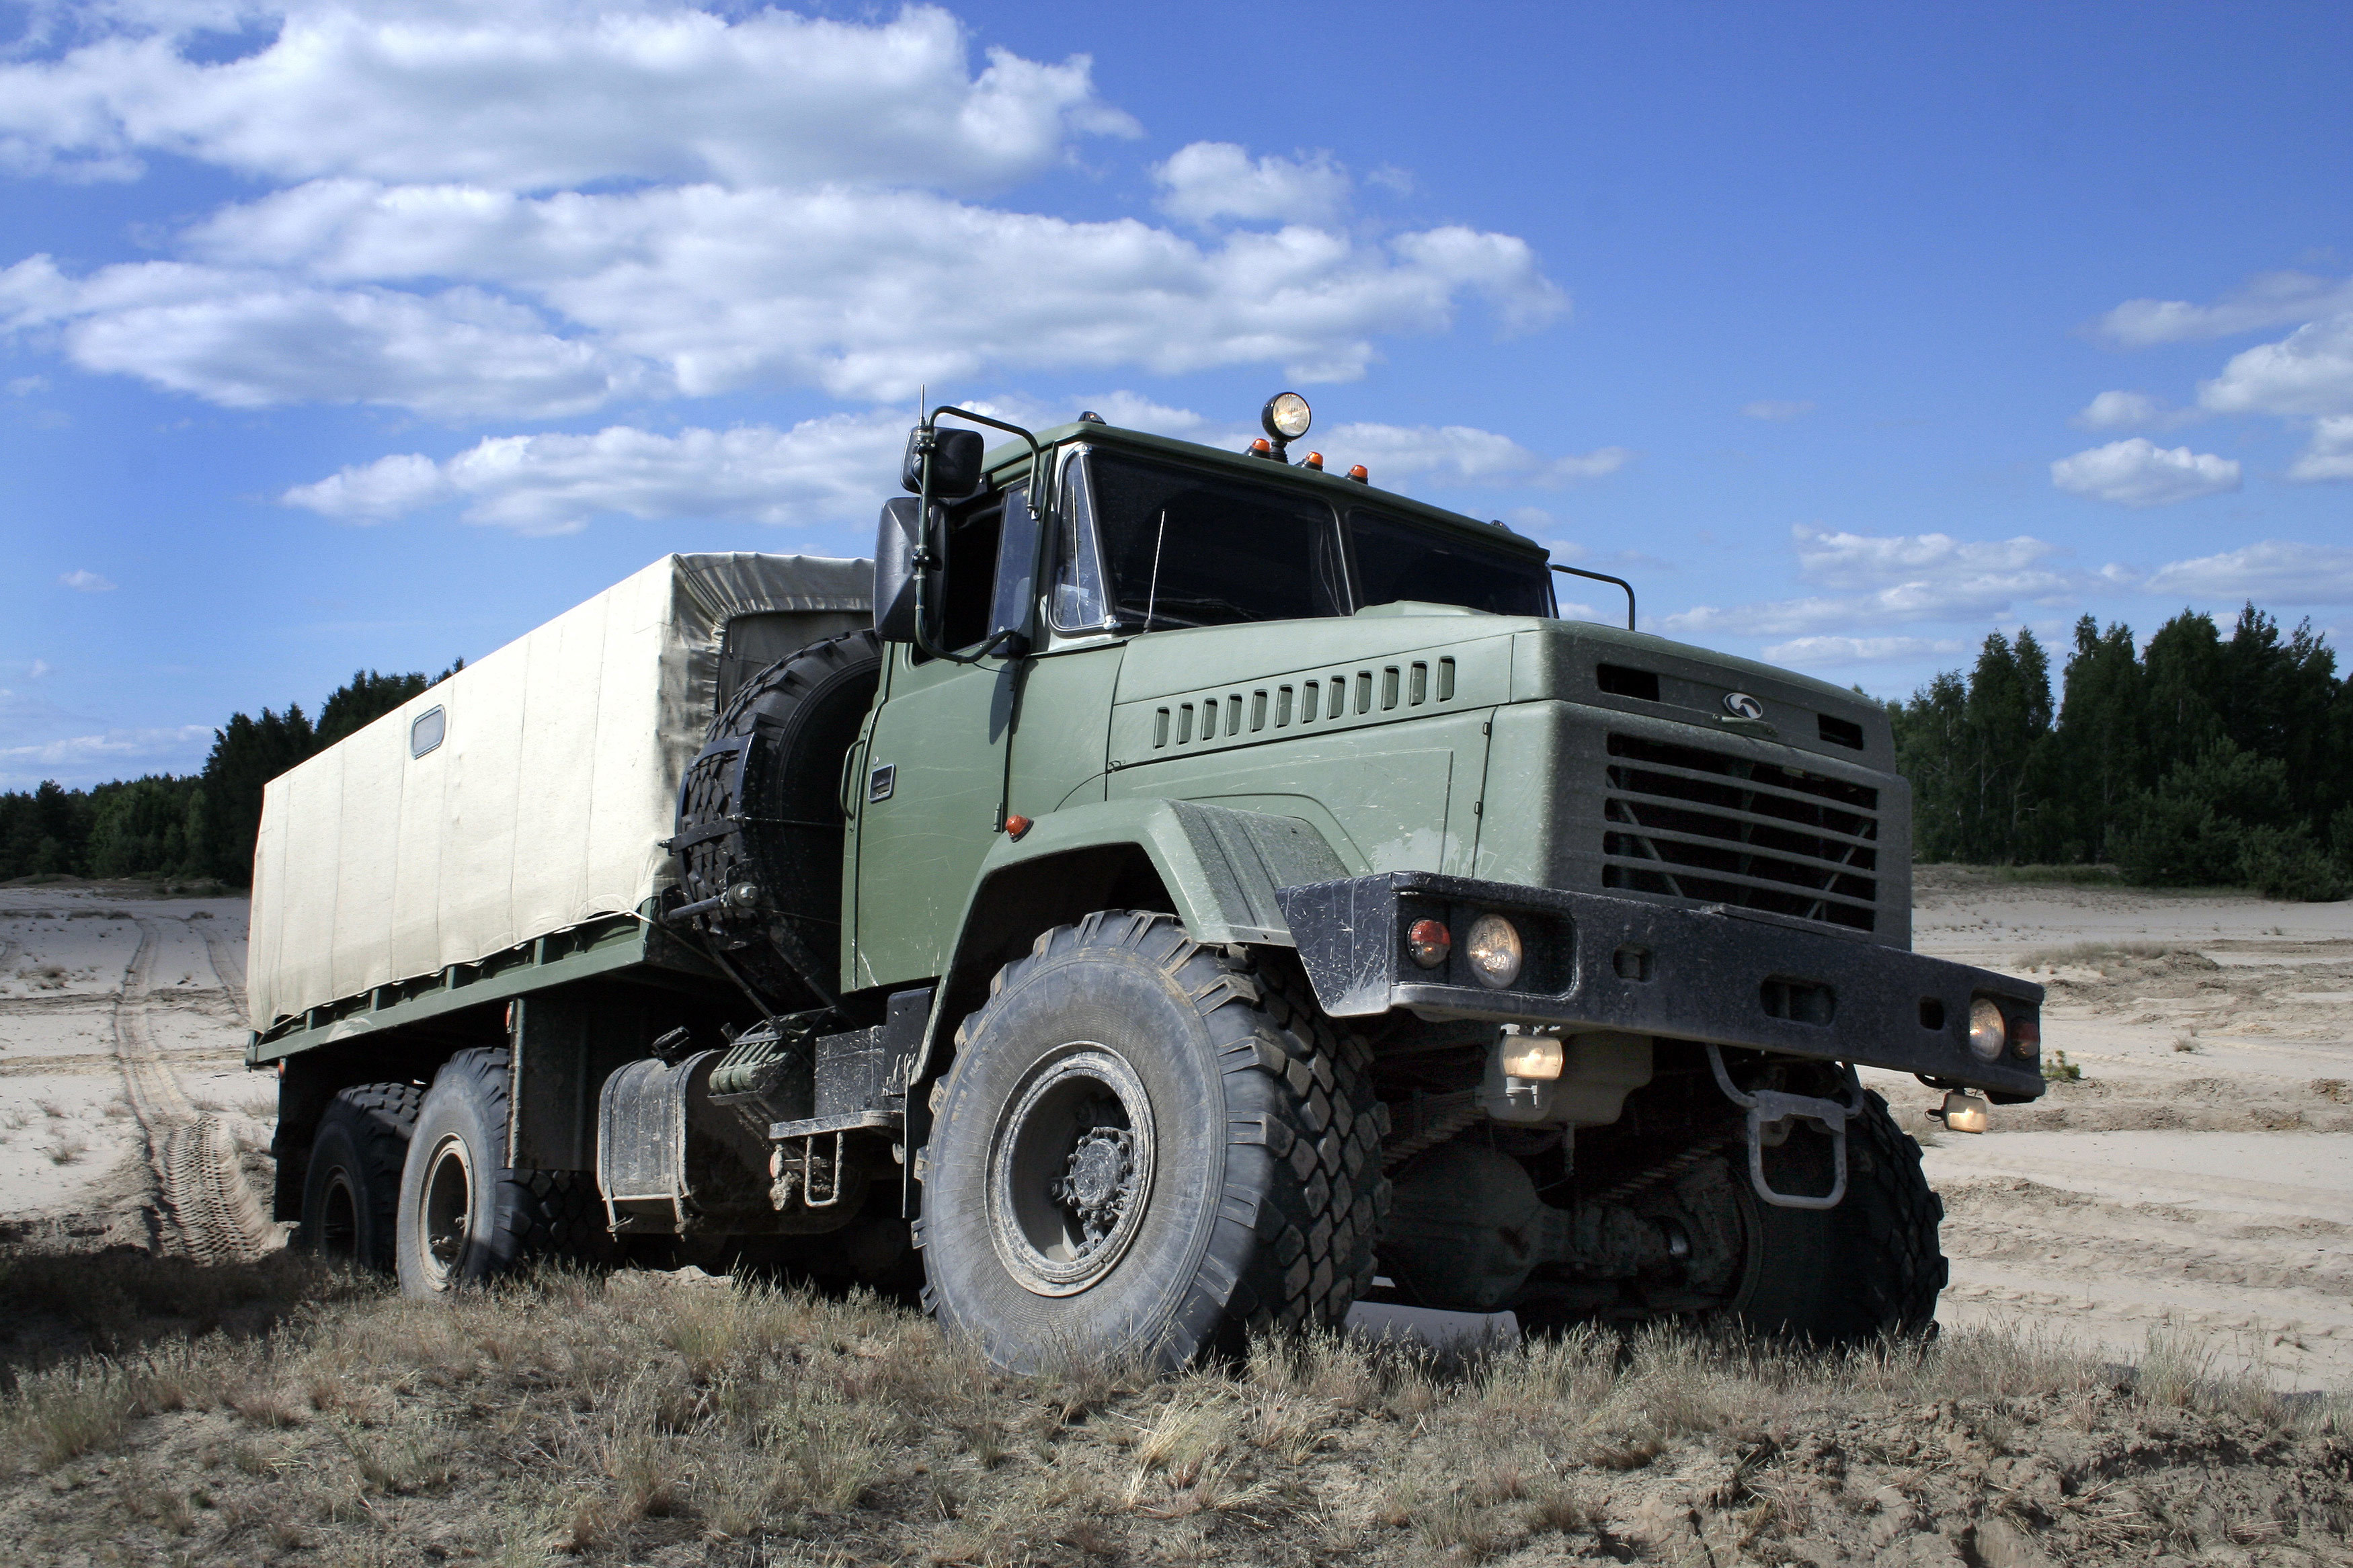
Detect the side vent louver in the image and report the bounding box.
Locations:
[1146,654,1462,749]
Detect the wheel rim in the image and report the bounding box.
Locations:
[417,1133,474,1290]
[317,1167,358,1260]
[987,1044,1156,1297]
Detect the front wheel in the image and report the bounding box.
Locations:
[920,912,1388,1372]
[395,1047,605,1295]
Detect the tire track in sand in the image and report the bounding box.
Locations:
[114,917,280,1262]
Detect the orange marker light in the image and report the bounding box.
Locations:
[1347,464,1369,483]
[1004,814,1033,839]
[1304,452,1324,470]
[1249,438,1273,456]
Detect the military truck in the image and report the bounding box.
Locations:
[251,395,2044,1370]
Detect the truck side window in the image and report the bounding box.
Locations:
[933,482,1032,653]
[1348,509,1554,617]
[1051,457,1111,632]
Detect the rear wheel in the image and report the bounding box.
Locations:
[300,1082,421,1272]
[921,912,1388,1372]
[395,1047,604,1295]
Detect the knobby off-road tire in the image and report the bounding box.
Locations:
[395,1047,606,1296]
[1728,1088,1946,1341]
[676,630,883,1014]
[921,911,1390,1372]
[300,1081,422,1272]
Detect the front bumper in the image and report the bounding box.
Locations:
[1276,872,2045,1102]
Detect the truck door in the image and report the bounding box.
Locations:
[848,483,1117,991]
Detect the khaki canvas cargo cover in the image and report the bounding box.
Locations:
[247,552,871,1030]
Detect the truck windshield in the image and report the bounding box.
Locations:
[1348,508,1554,617]
[1056,450,1349,632]
[1052,449,1555,633]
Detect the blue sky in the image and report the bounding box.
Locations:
[4,0,2349,788]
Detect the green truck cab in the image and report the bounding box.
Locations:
[255,399,2041,1369]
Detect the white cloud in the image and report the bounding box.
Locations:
[27,660,53,679]
[2288,415,2353,482]
[0,4,1138,192]
[6,374,45,395]
[1739,399,1813,421]
[2049,438,2241,507]
[1317,423,1629,488]
[2092,272,2353,346]
[2140,540,2353,606]
[1153,142,1351,227]
[1762,635,1969,665]
[5,183,1564,411]
[282,396,1629,532]
[60,569,116,590]
[0,724,214,788]
[283,409,910,534]
[2197,312,2353,419]
[2071,389,2200,431]
[1663,524,2084,639]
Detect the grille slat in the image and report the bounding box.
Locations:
[1602,733,1881,934]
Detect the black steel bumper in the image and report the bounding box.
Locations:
[1276,872,2046,1102]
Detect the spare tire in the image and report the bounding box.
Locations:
[674,630,883,1014]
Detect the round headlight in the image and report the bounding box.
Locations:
[1967,997,2006,1061]
[1464,915,1523,989]
[1263,391,1312,441]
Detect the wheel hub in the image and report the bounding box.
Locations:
[987,1046,1156,1297]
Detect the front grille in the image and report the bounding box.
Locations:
[1601,733,1880,932]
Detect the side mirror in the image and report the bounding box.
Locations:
[873,497,925,641]
[901,426,984,499]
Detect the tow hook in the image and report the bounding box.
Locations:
[1705,1044,1863,1211]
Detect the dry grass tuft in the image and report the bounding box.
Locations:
[0,1250,2346,1567]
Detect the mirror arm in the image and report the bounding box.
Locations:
[909,405,1047,665]
[1551,563,1637,631]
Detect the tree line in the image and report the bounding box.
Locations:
[0,665,457,888]
[1890,604,2353,900]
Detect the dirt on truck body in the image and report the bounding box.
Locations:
[249,395,2043,1370]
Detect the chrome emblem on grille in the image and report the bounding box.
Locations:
[1722,692,1766,720]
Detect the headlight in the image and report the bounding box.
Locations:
[1967,997,2006,1061]
[1404,917,1451,968]
[1465,915,1523,989]
[1263,390,1312,441]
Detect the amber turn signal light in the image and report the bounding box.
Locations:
[1003,814,1033,839]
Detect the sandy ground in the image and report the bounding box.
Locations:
[5,869,2347,1391]
[0,882,268,1253]
[1864,866,2353,1391]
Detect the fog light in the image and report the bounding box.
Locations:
[1465,915,1523,989]
[1967,997,2006,1061]
[1499,1034,1564,1080]
[1405,917,1451,968]
[1940,1089,1991,1134]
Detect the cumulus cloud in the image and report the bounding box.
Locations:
[5,183,1564,411]
[2139,540,2353,606]
[1739,399,1813,421]
[282,396,1630,532]
[1762,635,1970,666]
[2288,415,2353,482]
[60,569,116,590]
[2049,438,2241,507]
[1154,142,1351,227]
[1663,524,2085,639]
[0,724,216,788]
[0,4,1138,192]
[283,409,910,534]
[2093,271,2353,347]
[2197,312,2353,419]
[2071,389,2200,431]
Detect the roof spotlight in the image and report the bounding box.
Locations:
[1262,392,1312,451]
